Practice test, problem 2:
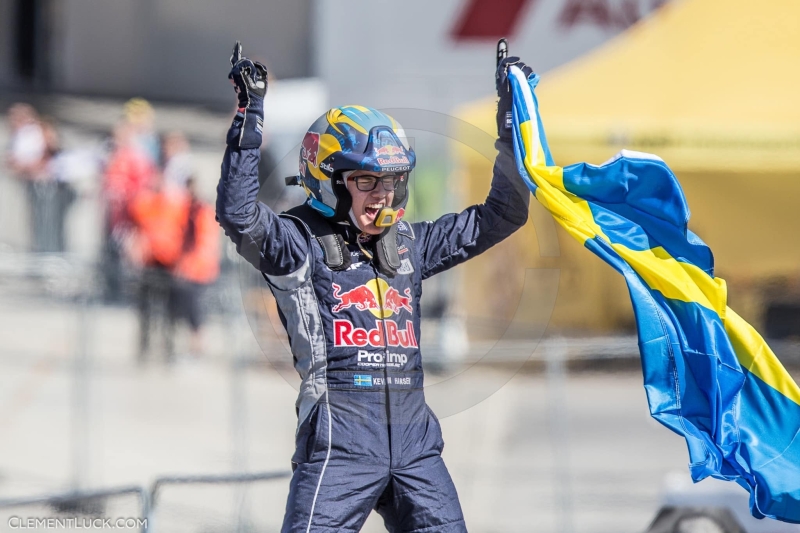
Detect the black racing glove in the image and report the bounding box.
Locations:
[226,41,268,150]
[496,56,533,143]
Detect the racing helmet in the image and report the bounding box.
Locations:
[293,106,415,228]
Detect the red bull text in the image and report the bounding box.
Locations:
[334,319,418,348]
[377,156,410,166]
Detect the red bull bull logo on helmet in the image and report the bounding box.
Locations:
[374,145,404,157]
[301,131,320,168]
[331,279,412,319]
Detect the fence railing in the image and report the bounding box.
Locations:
[0,470,292,533]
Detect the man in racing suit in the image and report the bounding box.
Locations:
[216,43,533,532]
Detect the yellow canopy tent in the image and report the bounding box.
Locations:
[455,0,800,333]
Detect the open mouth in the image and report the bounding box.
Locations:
[364,203,384,220]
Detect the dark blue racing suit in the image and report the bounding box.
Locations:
[216,141,529,532]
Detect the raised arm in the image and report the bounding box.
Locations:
[415,140,529,279]
[215,43,308,277]
[415,56,533,279]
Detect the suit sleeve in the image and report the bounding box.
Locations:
[414,139,530,280]
[215,146,309,276]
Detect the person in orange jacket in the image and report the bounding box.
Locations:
[171,177,221,357]
[127,171,189,361]
[102,122,156,302]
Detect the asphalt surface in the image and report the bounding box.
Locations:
[3,286,796,533]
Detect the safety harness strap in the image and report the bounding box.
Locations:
[374,224,401,276]
[282,203,352,271]
[282,202,404,277]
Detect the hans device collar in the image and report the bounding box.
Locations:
[283,203,402,277]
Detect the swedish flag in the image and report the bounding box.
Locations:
[507,65,800,522]
[353,375,373,387]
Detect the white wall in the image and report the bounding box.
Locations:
[53,0,312,104]
[316,0,667,114]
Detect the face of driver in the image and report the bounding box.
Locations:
[345,171,397,235]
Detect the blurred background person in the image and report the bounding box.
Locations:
[39,117,77,253]
[101,121,155,302]
[126,170,188,363]
[4,103,50,253]
[123,97,160,165]
[161,130,193,187]
[5,103,44,179]
[171,177,221,359]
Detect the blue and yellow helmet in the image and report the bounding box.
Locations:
[294,106,415,226]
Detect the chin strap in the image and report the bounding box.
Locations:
[374,207,402,228]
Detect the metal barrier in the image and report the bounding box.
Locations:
[0,470,291,533]
[146,471,291,533]
[148,471,291,506]
[0,485,150,531]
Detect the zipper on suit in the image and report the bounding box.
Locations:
[373,268,394,467]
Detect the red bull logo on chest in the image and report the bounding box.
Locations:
[331,279,412,319]
[334,319,418,348]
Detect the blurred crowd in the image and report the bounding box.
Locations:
[3,98,221,363]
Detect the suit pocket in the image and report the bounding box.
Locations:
[424,403,445,454]
[291,400,327,465]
